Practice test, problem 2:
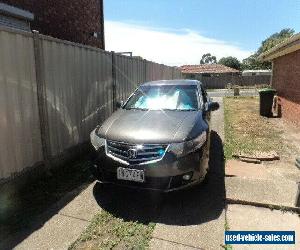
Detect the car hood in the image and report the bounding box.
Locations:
[97,109,208,144]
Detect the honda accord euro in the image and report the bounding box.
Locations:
[90,80,219,191]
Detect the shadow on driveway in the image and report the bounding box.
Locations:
[0,160,93,250]
[93,130,225,226]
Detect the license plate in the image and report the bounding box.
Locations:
[117,167,145,183]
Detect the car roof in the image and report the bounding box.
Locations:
[140,79,201,86]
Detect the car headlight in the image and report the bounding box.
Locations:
[168,131,207,157]
[90,127,105,150]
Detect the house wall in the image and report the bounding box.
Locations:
[272,49,300,125]
[1,0,104,49]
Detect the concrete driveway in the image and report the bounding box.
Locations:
[10,96,300,250]
[92,129,225,249]
[90,97,226,250]
[10,97,226,250]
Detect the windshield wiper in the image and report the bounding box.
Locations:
[176,109,197,111]
[125,107,149,111]
[162,108,197,111]
[161,108,176,111]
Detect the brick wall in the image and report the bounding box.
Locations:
[1,0,104,49]
[272,49,300,125]
[277,97,300,126]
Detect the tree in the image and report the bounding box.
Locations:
[241,54,267,70]
[257,28,294,55]
[218,56,241,70]
[200,53,217,64]
[242,28,295,70]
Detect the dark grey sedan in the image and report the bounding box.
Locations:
[90,80,219,191]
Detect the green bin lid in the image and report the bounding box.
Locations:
[258,88,276,93]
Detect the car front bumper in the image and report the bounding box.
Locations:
[90,147,208,192]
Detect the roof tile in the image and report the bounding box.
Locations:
[180,64,240,74]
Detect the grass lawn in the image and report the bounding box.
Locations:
[69,211,155,250]
[224,97,287,159]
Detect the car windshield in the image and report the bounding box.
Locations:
[123,84,199,111]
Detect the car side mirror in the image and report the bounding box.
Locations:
[116,100,124,108]
[208,102,219,111]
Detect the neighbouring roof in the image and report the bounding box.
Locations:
[180,64,240,74]
[260,32,300,61]
[242,70,271,73]
[0,3,34,21]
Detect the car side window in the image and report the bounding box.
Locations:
[200,86,208,103]
[197,84,207,110]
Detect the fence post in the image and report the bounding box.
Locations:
[143,59,147,82]
[32,31,52,171]
[172,67,175,79]
[111,51,117,111]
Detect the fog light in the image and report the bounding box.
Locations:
[182,174,192,181]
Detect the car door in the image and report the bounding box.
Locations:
[198,84,210,122]
[198,83,211,173]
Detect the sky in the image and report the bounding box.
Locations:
[104,0,300,66]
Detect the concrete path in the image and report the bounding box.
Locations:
[210,97,224,142]
[226,159,300,210]
[150,97,226,250]
[226,177,299,209]
[13,182,100,250]
[227,204,300,250]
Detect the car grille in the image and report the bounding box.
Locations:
[106,140,168,165]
